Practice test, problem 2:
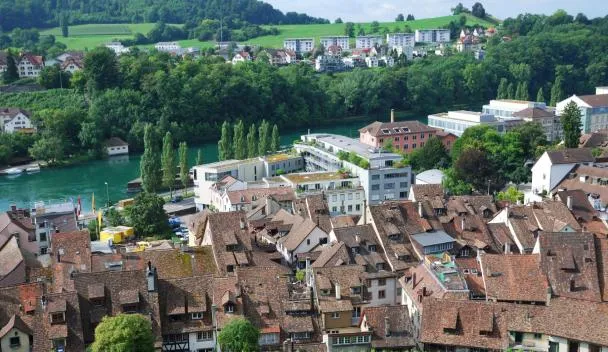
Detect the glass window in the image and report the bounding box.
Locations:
[371,184,380,191]
[378,290,386,299]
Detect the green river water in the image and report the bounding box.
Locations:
[0,123,377,212]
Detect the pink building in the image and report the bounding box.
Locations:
[359,110,456,154]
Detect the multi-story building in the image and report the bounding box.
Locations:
[428,110,518,136]
[359,113,446,153]
[280,171,366,216]
[356,35,383,49]
[364,56,378,68]
[320,36,350,51]
[414,29,450,43]
[154,41,181,52]
[482,99,548,118]
[557,87,608,133]
[386,33,415,48]
[17,53,44,77]
[31,201,78,255]
[315,55,346,72]
[104,42,130,55]
[0,108,35,134]
[295,133,412,204]
[284,38,314,53]
[513,106,562,141]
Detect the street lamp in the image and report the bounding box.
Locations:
[104,182,110,208]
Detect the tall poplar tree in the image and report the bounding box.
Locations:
[550,75,565,106]
[247,123,257,158]
[258,120,270,156]
[536,87,545,103]
[519,81,529,101]
[140,124,162,193]
[506,82,515,99]
[271,124,280,153]
[218,121,233,160]
[178,142,188,191]
[514,83,523,100]
[233,120,246,159]
[161,131,176,196]
[561,101,582,148]
[3,54,19,84]
[496,78,508,99]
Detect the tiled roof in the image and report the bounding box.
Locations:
[313,265,365,313]
[332,224,378,249]
[361,305,415,349]
[51,230,91,268]
[35,290,85,351]
[104,137,128,147]
[513,107,554,118]
[410,184,444,201]
[555,189,597,222]
[311,241,350,268]
[330,215,356,229]
[227,187,295,205]
[211,276,242,329]
[294,194,332,233]
[359,120,438,137]
[279,218,322,251]
[158,275,214,335]
[0,314,31,339]
[579,94,608,107]
[135,247,217,279]
[480,254,548,303]
[546,148,594,164]
[420,298,509,350]
[19,53,44,66]
[595,236,608,301]
[538,232,602,302]
[0,236,24,278]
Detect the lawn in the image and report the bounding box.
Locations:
[40,14,495,51]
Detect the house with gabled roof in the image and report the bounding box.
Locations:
[0,108,35,134]
[557,87,608,133]
[17,53,44,77]
[276,217,328,264]
[359,305,416,351]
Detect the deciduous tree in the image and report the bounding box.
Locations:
[218,121,233,160]
[560,101,582,148]
[396,14,404,21]
[125,192,169,237]
[258,120,270,156]
[217,318,260,352]
[178,142,188,191]
[233,120,246,159]
[247,123,257,158]
[91,314,154,352]
[271,124,280,153]
[140,124,162,193]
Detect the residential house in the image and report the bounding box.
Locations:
[361,271,399,306]
[530,148,595,196]
[295,133,412,204]
[359,112,448,153]
[580,129,608,148]
[330,224,389,272]
[408,184,443,202]
[31,201,78,255]
[17,53,44,77]
[326,44,343,56]
[414,29,450,43]
[281,171,365,216]
[356,36,383,49]
[455,34,481,52]
[513,106,562,141]
[310,241,352,269]
[0,206,37,255]
[386,33,415,49]
[104,137,129,156]
[60,57,83,74]
[105,42,129,55]
[199,211,252,274]
[0,108,35,134]
[554,189,608,235]
[0,237,25,288]
[315,55,345,72]
[220,187,295,212]
[50,230,92,293]
[260,49,289,66]
[277,217,328,264]
[358,305,415,351]
[557,87,608,133]
[232,51,252,65]
[364,56,378,68]
[154,42,181,52]
[319,36,350,51]
[284,38,314,54]
[73,266,162,345]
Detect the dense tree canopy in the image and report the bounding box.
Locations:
[217,318,259,352]
[91,314,154,352]
[125,192,170,237]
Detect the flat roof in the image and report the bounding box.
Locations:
[310,133,402,161]
[195,158,259,170]
[415,169,444,184]
[284,38,314,41]
[265,153,299,163]
[411,231,455,247]
[282,171,350,184]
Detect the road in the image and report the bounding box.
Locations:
[163,197,196,215]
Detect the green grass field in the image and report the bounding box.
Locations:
[41,14,495,51]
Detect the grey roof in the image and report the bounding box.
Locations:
[411,231,454,247]
[547,148,594,164]
[311,134,402,161]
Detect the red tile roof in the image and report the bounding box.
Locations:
[480,254,548,303]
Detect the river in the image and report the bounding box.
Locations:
[0,115,425,212]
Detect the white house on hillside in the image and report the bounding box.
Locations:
[17,53,44,77]
[0,108,35,134]
[530,148,595,196]
[105,137,129,156]
[105,42,130,55]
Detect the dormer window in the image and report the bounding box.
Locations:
[225,304,235,313]
[191,312,203,320]
[368,245,377,252]
[351,286,361,294]
[321,289,331,296]
[51,312,65,324]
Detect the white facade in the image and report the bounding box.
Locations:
[187,331,215,352]
[284,38,314,53]
[320,36,350,50]
[154,42,181,52]
[365,275,398,306]
[277,226,329,264]
[394,46,414,60]
[364,56,378,68]
[556,91,608,133]
[106,144,129,156]
[17,56,44,77]
[231,53,251,65]
[356,36,383,49]
[414,29,450,43]
[0,111,34,133]
[0,327,31,352]
[386,33,415,48]
[380,56,394,67]
[482,99,547,118]
[191,159,265,209]
[105,42,130,55]
[428,110,510,136]
[530,152,578,195]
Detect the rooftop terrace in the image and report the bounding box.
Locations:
[424,254,468,291]
[301,133,402,161]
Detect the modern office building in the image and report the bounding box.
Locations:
[294,134,412,204]
[427,110,514,136]
[482,99,548,118]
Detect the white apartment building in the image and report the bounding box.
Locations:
[394,46,414,60]
[294,134,412,204]
[319,36,350,51]
[279,171,366,216]
[365,56,379,68]
[283,38,314,53]
[414,29,451,43]
[386,33,415,48]
[105,42,130,55]
[154,42,181,52]
[513,107,562,142]
[428,110,514,136]
[356,35,383,49]
[556,87,608,133]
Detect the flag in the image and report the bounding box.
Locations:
[92,193,95,212]
[98,211,103,229]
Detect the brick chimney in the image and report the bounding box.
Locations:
[335,283,341,300]
[384,316,391,337]
[390,109,395,123]
[567,196,573,210]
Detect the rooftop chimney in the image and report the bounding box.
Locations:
[390,109,395,123]
[567,196,573,210]
[384,316,391,337]
[418,202,423,218]
[335,283,341,300]
[355,234,361,244]
[461,217,466,231]
[363,199,367,224]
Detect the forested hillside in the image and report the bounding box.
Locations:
[0,0,328,31]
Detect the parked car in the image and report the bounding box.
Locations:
[171,195,183,203]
